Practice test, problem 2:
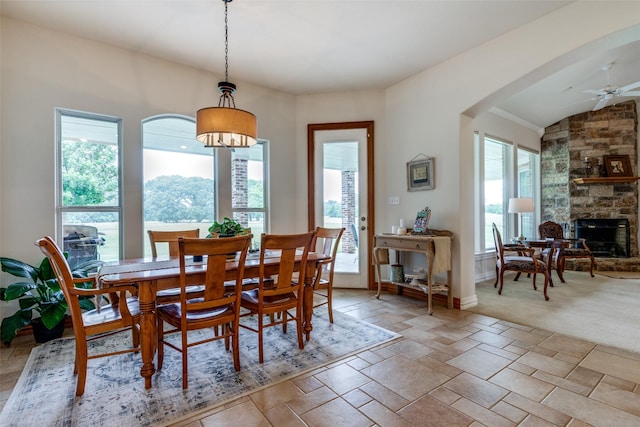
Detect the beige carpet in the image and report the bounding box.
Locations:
[470,270,640,354]
[595,270,640,279]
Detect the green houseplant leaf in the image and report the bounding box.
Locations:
[1,255,103,345]
[207,217,245,237]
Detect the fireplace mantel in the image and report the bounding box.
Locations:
[572,177,640,184]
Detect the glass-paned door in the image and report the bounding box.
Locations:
[314,128,369,288]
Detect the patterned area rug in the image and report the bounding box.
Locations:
[0,310,399,426]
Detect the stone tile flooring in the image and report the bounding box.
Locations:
[2,289,639,426]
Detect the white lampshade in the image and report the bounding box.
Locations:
[508,197,534,214]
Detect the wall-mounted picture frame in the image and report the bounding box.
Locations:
[603,155,633,177]
[407,157,434,191]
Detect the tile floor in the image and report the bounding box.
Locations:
[2,289,640,426]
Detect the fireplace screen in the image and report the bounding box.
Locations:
[574,219,630,258]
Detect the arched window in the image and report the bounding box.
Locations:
[142,115,215,256]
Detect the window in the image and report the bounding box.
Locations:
[142,115,215,257]
[56,110,122,268]
[475,132,539,252]
[231,141,268,248]
[517,147,539,240]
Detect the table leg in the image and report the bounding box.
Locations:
[138,280,157,389]
[373,247,383,299]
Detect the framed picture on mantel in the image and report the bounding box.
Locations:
[603,155,633,177]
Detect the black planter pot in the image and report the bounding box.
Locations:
[31,317,66,343]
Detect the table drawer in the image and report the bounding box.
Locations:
[376,236,432,251]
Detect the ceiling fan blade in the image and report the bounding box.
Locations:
[618,81,640,92]
[592,97,610,111]
[618,91,640,97]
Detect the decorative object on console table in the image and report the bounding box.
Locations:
[603,155,633,177]
[412,207,432,234]
[407,154,434,191]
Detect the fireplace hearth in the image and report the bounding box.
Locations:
[574,219,630,258]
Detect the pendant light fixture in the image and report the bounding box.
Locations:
[196,0,257,148]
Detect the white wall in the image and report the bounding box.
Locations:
[2,2,640,318]
[0,17,296,267]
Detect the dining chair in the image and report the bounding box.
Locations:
[147,229,203,303]
[538,221,595,283]
[35,236,140,396]
[310,226,345,323]
[492,223,550,300]
[156,234,251,389]
[239,231,315,363]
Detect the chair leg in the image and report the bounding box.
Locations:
[224,323,230,351]
[327,286,334,323]
[232,321,240,371]
[493,266,499,288]
[589,256,595,277]
[258,315,264,364]
[531,273,537,290]
[498,270,505,295]
[132,323,140,352]
[75,342,88,396]
[157,320,164,370]
[295,310,304,350]
[557,256,566,283]
[282,311,288,333]
[182,328,188,389]
[542,273,549,301]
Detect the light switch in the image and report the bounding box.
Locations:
[388,196,400,205]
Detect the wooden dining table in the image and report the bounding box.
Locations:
[96,251,327,389]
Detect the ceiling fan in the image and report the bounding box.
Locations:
[583,62,640,111]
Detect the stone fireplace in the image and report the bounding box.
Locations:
[540,100,639,260]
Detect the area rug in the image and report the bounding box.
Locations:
[0,310,399,427]
[469,270,640,354]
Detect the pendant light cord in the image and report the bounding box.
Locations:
[224,0,229,83]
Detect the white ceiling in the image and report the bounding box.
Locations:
[2,0,639,130]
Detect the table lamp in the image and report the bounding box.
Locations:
[508,197,534,241]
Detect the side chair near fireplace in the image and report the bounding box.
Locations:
[36,236,141,396]
[538,221,595,283]
[492,223,550,301]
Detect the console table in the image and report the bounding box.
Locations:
[372,233,453,314]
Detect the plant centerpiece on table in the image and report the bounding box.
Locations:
[207,217,247,238]
[0,256,102,346]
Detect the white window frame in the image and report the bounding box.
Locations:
[55,108,123,261]
[475,131,540,253]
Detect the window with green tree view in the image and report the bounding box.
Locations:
[56,110,122,268]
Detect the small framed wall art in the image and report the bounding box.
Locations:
[603,155,633,177]
[407,156,434,191]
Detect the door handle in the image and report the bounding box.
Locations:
[360,225,366,231]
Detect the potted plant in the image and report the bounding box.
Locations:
[207,217,247,238]
[0,255,101,346]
